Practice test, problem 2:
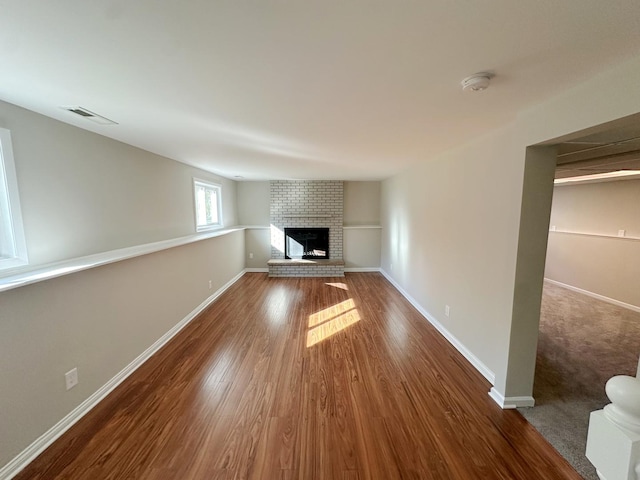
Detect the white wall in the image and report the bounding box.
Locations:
[545,179,640,308]
[0,101,245,472]
[380,54,640,402]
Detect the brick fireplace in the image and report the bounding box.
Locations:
[268,180,344,277]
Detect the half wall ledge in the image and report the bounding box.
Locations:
[267,259,345,277]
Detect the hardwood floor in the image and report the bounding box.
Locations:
[15,273,581,479]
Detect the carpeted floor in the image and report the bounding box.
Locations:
[519,281,640,480]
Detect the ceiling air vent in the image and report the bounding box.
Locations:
[61,106,118,125]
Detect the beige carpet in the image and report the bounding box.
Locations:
[519,281,640,480]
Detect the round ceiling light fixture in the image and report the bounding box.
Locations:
[461,73,493,92]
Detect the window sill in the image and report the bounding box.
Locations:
[0,256,29,272]
[196,224,224,233]
[0,227,245,294]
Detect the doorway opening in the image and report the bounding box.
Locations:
[518,114,640,480]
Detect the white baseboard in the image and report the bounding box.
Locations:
[244,268,269,273]
[344,267,381,272]
[379,269,495,386]
[544,278,640,313]
[489,387,535,409]
[0,269,247,480]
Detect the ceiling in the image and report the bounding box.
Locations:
[1,1,640,181]
[556,122,640,179]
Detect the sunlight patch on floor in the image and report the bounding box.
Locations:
[308,298,356,327]
[307,298,361,347]
[325,282,348,290]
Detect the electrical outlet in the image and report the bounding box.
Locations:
[249,252,254,259]
[390,263,393,270]
[445,305,450,317]
[208,280,212,289]
[618,229,626,237]
[65,368,78,390]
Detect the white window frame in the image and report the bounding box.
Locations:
[0,127,28,271]
[193,178,223,232]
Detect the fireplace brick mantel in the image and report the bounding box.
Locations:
[269,180,344,277]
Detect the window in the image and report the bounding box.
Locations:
[0,127,28,271]
[193,179,223,231]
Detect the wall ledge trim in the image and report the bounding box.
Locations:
[549,229,640,242]
[0,269,246,480]
[342,225,382,230]
[379,269,495,386]
[0,227,246,294]
[489,388,535,409]
[544,278,640,313]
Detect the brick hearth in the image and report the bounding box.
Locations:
[269,180,344,277]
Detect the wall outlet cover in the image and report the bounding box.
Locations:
[65,368,78,390]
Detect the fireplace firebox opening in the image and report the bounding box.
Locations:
[284,228,329,259]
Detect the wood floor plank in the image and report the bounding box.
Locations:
[14,273,582,479]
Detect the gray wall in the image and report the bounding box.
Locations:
[381,125,522,390]
[344,181,381,269]
[0,101,245,470]
[0,233,245,468]
[237,181,270,226]
[344,181,380,225]
[380,54,640,401]
[237,181,271,269]
[0,101,238,266]
[4,49,640,471]
[545,179,640,307]
[237,180,382,270]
